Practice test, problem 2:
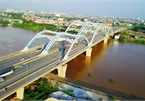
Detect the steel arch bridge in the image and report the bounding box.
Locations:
[22,21,113,61]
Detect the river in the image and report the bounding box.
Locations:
[0,27,36,57]
[0,27,145,98]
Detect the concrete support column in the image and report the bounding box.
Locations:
[85,57,91,66]
[57,64,67,78]
[104,37,109,43]
[16,87,24,100]
[86,48,92,57]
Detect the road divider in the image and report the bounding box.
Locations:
[0,45,44,62]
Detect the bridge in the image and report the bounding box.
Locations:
[0,21,126,100]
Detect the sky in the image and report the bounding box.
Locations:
[0,0,144,19]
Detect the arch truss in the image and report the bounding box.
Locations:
[22,21,113,61]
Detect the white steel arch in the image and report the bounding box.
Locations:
[77,22,95,36]
[40,33,63,55]
[22,30,57,51]
[62,35,89,61]
[105,26,113,36]
[65,21,82,33]
[89,23,104,45]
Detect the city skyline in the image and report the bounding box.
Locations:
[0,0,145,19]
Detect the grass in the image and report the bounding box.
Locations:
[108,79,117,84]
[63,89,73,96]
[85,97,92,100]
[88,73,92,77]
[110,96,118,100]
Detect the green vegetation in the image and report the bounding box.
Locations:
[132,24,145,32]
[133,40,145,44]
[6,12,23,19]
[67,30,78,34]
[112,23,126,27]
[63,89,73,96]
[0,20,10,27]
[12,19,57,31]
[85,97,92,100]
[59,25,67,32]
[80,18,84,21]
[88,73,92,77]
[118,36,127,42]
[110,96,118,100]
[108,79,117,84]
[117,30,145,45]
[66,17,78,21]
[24,79,60,100]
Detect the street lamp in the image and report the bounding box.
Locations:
[60,40,66,59]
[19,64,29,82]
[25,64,29,82]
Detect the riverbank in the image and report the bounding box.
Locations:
[43,73,119,101]
[10,73,144,100]
[116,31,145,45]
[9,73,118,101]
[0,19,65,32]
[43,73,144,100]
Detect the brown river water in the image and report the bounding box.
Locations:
[0,27,145,98]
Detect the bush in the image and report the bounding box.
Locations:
[63,89,73,96]
[108,79,117,84]
[24,79,59,100]
[119,36,126,42]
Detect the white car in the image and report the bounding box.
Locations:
[0,68,15,78]
[0,77,4,82]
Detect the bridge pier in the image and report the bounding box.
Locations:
[16,87,24,100]
[85,57,91,66]
[57,64,67,77]
[86,48,92,57]
[104,37,109,43]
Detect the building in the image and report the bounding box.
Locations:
[114,34,121,39]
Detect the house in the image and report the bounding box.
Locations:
[114,34,121,39]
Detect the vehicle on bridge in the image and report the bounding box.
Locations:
[0,77,4,82]
[36,47,42,52]
[0,67,15,82]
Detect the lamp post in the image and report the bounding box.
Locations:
[24,64,29,83]
[25,64,29,82]
[61,40,66,59]
[19,64,29,82]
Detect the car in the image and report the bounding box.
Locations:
[74,43,78,47]
[0,67,15,78]
[21,58,25,61]
[0,77,4,83]
[36,48,42,52]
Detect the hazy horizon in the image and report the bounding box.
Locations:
[0,0,144,19]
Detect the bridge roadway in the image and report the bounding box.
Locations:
[0,45,44,71]
[0,42,64,71]
[0,31,111,99]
